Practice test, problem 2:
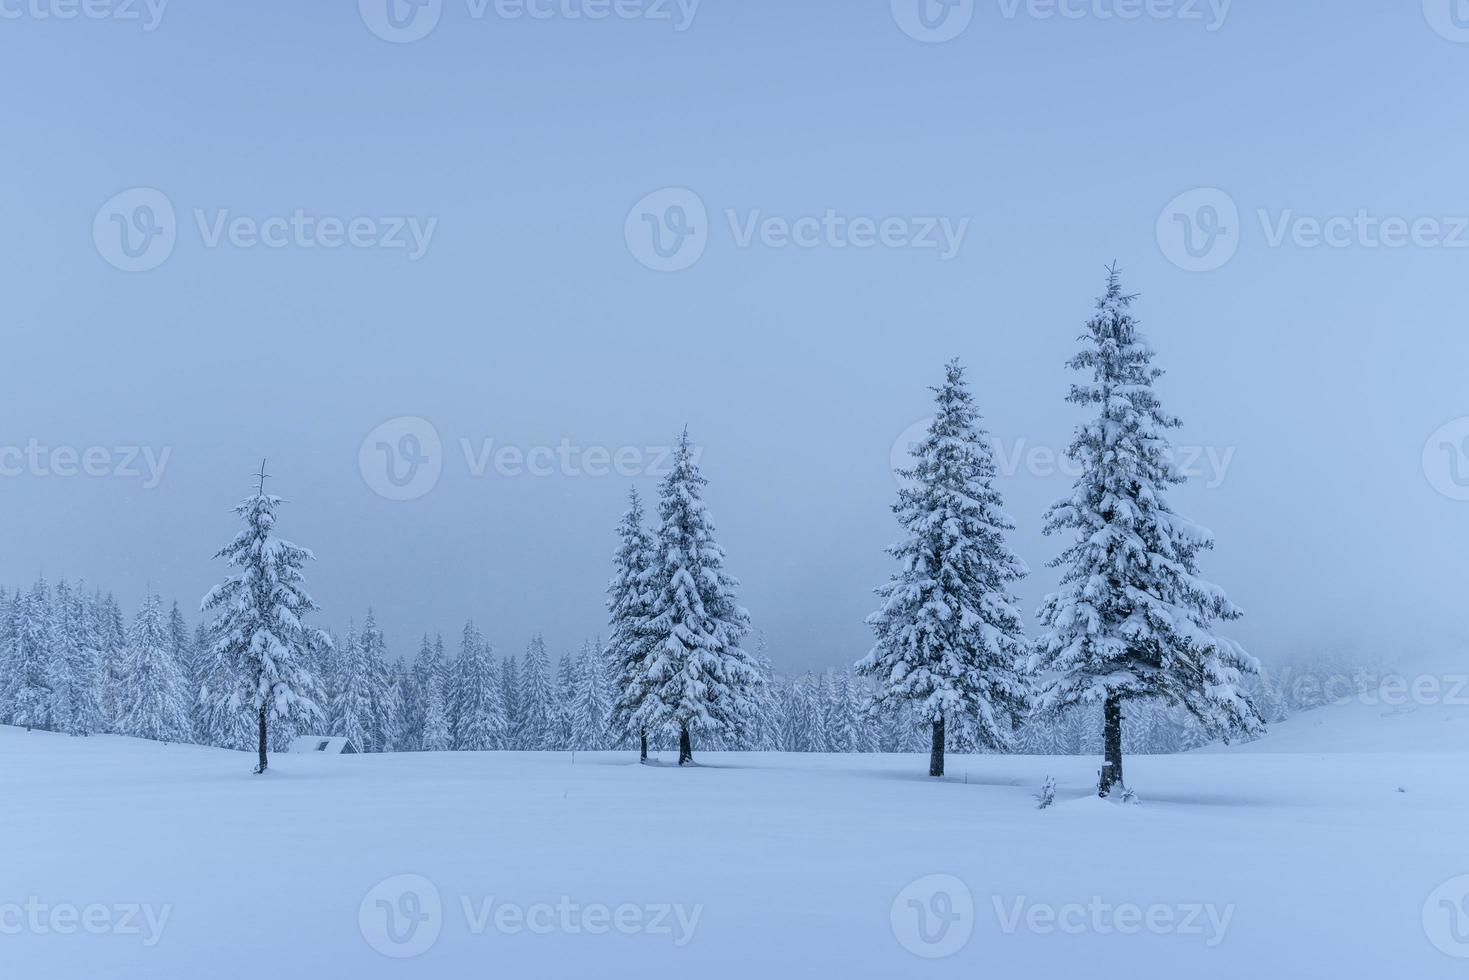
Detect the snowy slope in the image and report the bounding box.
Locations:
[4,722,1467,979]
[1220,658,1469,754]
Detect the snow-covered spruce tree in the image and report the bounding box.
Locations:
[857,359,1030,778]
[117,591,193,744]
[50,581,103,736]
[201,465,328,774]
[570,638,610,751]
[606,487,658,761]
[643,429,762,765]
[453,621,506,751]
[498,652,520,749]
[1031,269,1263,797]
[555,651,578,749]
[94,592,127,732]
[419,635,452,752]
[330,623,373,753]
[3,577,54,731]
[358,610,399,752]
[516,634,557,751]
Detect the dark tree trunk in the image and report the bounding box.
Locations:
[254,705,269,775]
[929,715,945,778]
[639,730,648,763]
[1099,694,1124,797]
[678,724,692,766]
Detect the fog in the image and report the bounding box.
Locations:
[2,3,1464,673]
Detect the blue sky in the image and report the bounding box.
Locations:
[2,2,1467,670]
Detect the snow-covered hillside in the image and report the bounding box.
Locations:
[5,711,1467,979]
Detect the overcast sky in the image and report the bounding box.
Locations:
[2,3,1466,672]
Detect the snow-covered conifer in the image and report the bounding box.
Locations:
[569,638,610,751]
[516,634,558,751]
[117,591,193,743]
[453,621,506,751]
[1031,269,1264,796]
[606,487,657,760]
[3,578,54,731]
[50,581,102,736]
[201,465,328,774]
[643,430,762,765]
[858,359,1030,777]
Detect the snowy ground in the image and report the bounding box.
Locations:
[6,691,1469,978]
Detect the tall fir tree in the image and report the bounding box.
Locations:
[453,621,506,751]
[569,638,610,751]
[498,652,521,750]
[643,429,762,765]
[418,636,452,751]
[858,359,1030,777]
[95,591,127,732]
[357,610,399,752]
[516,634,557,751]
[117,591,193,743]
[1031,269,1264,796]
[201,464,328,774]
[3,577,54,731]
[331,622,373,752]
[606,487,658,761]
[50,580,103,736]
